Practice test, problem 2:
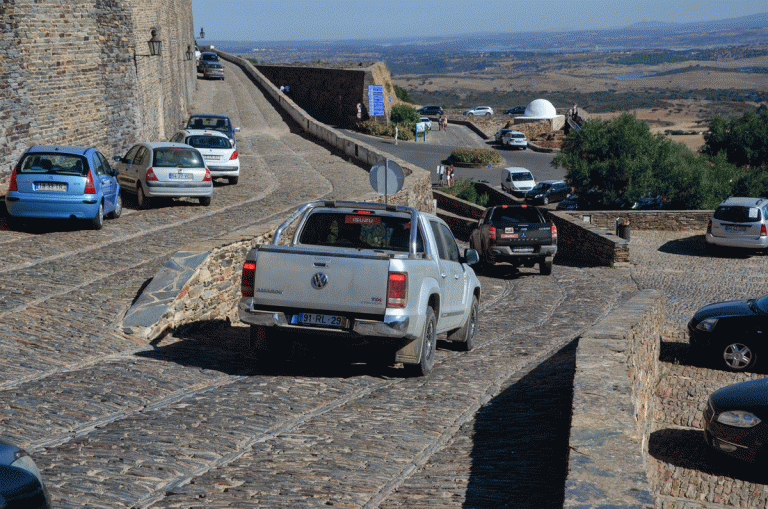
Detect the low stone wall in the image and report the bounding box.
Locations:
[566,210,711,231]
[564,289,664,509]
[550,211,629,266]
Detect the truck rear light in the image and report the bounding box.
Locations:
[707,219,712,234]
[387,272,407,308]
[146,167,158,181]
[230,150,238,160]
[84,170,96,194]
[241,262,256,297]
[8,167,18,192]
[488,226,496,240]
[551,224,558,240]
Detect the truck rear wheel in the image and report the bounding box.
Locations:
[248,325,292,361]
[448,296,478,351]
[540,259,552,275]
[405,307,436,376]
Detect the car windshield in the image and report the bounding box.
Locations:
[509,133,526,139]
[153,148,204,168]
[511,172,533,182]
[299,212,423,252]
[202,54,218,61]
[186,136,232,149]
[490,208,542,225]
[755,295,768,314]
[17,153,88,176]
[187,116,231,132]
[531,183,551,192]
[714,205,761,223]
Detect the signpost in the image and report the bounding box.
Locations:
[368,85,384,118]
[369,159,404,204]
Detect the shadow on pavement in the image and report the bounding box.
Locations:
[648,428,768,485]
[464,339,576,508]
[658,234,757,259]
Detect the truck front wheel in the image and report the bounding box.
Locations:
[405,307,436,376]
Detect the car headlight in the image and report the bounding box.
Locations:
[716,410,762,428]
[695,317,719,332]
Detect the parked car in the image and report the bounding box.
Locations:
[463,106,494,116]
[419,117,432,130]
[688,292,768,372]
[556,190,604,211]
[524,180,570,205]
[469,204,557,275]
[500,167,535,197]
[113,142,213,209]
[0,439,52,507]
[417,105,443,116]
[170,129,239,184]
[703,378,768,462]
[494,128,514,143]
[501,130,528,150]
[504,106,526,115]
[184,114,240,146]
[238,200,481,375]
[705,197,768,253]
[6,145,122,230]
[201,61,224,80]
[197,51,219,72]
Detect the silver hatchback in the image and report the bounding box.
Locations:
[705,197,768,252]
[113,142,213,209]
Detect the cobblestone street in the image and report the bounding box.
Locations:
[1,59,767,508]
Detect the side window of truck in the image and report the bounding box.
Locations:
[429,221,460,263]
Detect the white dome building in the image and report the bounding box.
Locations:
[514,98,565,131]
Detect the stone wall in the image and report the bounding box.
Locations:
[254,61,396,127]
[564,289,664,508]
[549,210,630,266]
[0,0,195,187]
[566,210,712,232]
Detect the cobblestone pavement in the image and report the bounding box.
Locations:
[1,59,765,508]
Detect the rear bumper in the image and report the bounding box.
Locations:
[6,193,101,219]
[144,181,213,198]
[237,298,414,339]
[489,244,557,260]
[706,233,768,249]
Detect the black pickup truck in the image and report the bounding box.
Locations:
[469,204,557,275]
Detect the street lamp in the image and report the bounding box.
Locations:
[186,44,193,61]
[148,28,162,57]
[199,27,205,39]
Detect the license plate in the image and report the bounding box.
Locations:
[294,313,344,328]
[501,233,518,239]
[203,155,220,160]
[168,173,193,180]
[35,182,66,192]
[723,225,745,232]
[512,247,534,253]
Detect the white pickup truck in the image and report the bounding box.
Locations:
[238,200,482,376]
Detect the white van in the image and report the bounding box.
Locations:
[500,167,536,196]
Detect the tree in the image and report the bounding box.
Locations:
[702,110,768,169]
[390,104,419,124]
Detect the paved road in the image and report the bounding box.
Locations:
[0,59,763,508]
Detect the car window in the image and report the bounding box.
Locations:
[298,212,423,252]
[490,207,542,225]
[96,152,112,174]
[92,153,106,176]
[186,135,232,149]
[123,145,140,164]
[438,223,460,262]
[153,148,204,168]
[512,172,533,181]
[134,147,149,167]
[714,206,761,223]
[18,153,87,176]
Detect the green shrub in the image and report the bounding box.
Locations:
[394,85,414,103]
[390,104,420,124]
[449,148,503,167]
[354,121,414,141]
[446,179,489,206]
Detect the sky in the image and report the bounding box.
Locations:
[192,0,766,42]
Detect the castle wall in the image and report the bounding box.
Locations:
[0,0,195,185]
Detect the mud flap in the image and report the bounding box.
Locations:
[395,336,422,364]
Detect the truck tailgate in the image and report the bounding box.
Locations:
[496,223,552,247]
[252,246,390,315]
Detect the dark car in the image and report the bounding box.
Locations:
[556,190,604,211]
[504,106,526,115]
[688,293,768,372]
[197,51,219,73]
[524,180,570,205]
[417,105,443,116]
[703,378,768,462]
[184,114,240,146]
[0,439,52,507]
[469,204,557,275]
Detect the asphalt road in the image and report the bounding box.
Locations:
[0,61,637,509]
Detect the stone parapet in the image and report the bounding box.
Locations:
[549,210,630,266]
[564,289,664,509]
[565,210,712,231]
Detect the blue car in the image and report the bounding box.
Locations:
[0,439,52,508]
[6,145,122,230]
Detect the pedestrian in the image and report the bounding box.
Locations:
[437,164,445,187]
[394,125,398,145]
[442,115,448,131]
[447,164,454,188]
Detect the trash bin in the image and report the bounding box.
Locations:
[615,218,631,241]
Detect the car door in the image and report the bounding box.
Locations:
[429,220,465,330]
[94,151,116,211]
[115,145,140,191]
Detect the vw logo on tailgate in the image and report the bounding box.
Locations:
[311,272,328,289]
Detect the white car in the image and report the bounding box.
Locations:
[170,129,240,185]
[419,117,432,129]
[500,167,536,196]
[463,106,494,116]
[501,130,528,150]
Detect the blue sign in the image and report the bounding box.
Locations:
[368,85,384,117]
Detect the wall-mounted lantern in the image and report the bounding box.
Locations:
[199,27,205,39]
[186,45,193,61]
[148,28,162,57]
